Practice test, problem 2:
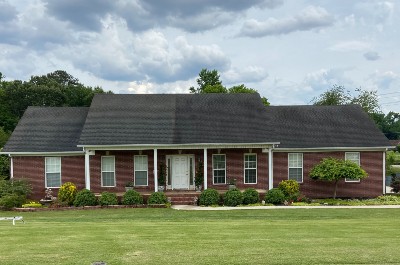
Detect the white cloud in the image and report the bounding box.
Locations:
[223,66,268,84]
[239,6,334,37]
[329,41,371,52]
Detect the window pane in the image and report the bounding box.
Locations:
[346,152,360,165]
[102,157,114,171]
[244,154,257,184]
[102,172,115,186]
[135,171,147,186]
[214,170,226,184]
[135,156,148,171]
[46,157,60,173]
[245,169,256,183]
[46,173,61,188]
[289,168,302,182]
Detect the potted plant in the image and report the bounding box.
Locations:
[195,160,204,192]
[158,161,166,191]
[125,181,134,191]
[228,178,237,190]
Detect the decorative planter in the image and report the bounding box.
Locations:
[125,187,133,191]
[158,186,165,192]
[195,185,202,192]
[228,184,236,190]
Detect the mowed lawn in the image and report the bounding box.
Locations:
[1,208,399,265]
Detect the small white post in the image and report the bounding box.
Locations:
[268,147,273,190]
[154,149,158,192]
[203,148,208,190]
[85,150,91,190]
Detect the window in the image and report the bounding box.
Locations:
[101,156,115,187]
[45,157,61,188]
[134,155,148,186]
[244,154,257,184]
[288,153,303,183]
[213,154,226,184]
[345,152,361,182]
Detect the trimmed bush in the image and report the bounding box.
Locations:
[242,188,259,205]
[148,191,168,204]
[99,192,118,206]
[223,188,243,206]
[122,190,143,205]
[198,189,220,206]
[0,194,26,210]
[265,188,286,205]
[73,189,97,207]
[58,182,77,206]
[278,180,300,198]
[390,179,400,193]
[0,179,32,198]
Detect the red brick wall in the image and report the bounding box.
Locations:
[12,156,85,200]
[273,151,384,198]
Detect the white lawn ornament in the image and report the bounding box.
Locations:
[0,216,24,225]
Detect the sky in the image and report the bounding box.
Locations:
[0,0,399,113]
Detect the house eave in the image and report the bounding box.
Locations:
[78,142,281,150]
[0,151,85,156]
[274,146,393,152]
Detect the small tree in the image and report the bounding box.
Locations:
[310,158,367,198]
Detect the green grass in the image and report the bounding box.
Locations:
[1,208,400,264]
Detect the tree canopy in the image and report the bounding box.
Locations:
[309,157,368,198]
[189,68,270,106]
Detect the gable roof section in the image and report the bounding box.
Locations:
[268,104,390,149]
[2,107,89,153]
[78,93,276,146]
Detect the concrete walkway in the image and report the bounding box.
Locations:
[172,205,400,210]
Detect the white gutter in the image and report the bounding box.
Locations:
[274,146,394,152]
[0,151,85,156]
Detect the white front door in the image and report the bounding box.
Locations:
[172,156,189,189]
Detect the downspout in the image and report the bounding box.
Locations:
[84,148,91,190]
[154,148,158,192]
[9,154,13,180]
[383,149,386,195]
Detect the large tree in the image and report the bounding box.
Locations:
[190,68,270,106]
[309,157,368,198]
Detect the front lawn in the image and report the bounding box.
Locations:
[1,208,399,265]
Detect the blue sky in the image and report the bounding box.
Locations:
[1,0,399,113]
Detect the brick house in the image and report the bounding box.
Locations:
[1,93,392,200]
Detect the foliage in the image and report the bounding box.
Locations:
[242,188,259,204]
[0,155,10,179]
[309,157,368,199]
[386,151,396,175]
[158,161,166,186]
[390,176,400,193]
[198,188,220,206]
[122,190,143,205]
[223,188,243,206]
[0,179,32,198]
[189,68,270,106]
[57,182,77,206]
[99,192,118,206]
[147,191,168,204]
[73,189,97,207]
[264,188,286,205]
[371,111,400,140]
[195,160,204,188]
[0,194,26,210]
[22,201,43,208]
[277,180,300,198]
[0,70,111,133]
[0,126,10,147]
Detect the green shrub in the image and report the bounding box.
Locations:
[265,188,286,205]
[99,192,118,206]
[223,188,243,206]
[242,188,259,205]
[0,179,32,198]
[0,194,26,210]
[22,201,43,208]
[148,192,168,204]
[57,182,77,206]
[198,189,220,206]
[278,180,300,198]
[122,190,143,205]
[390,179,400,193]
[73,189,97,207]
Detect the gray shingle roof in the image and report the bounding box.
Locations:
[267,105,390,148]
[78,93,275,146]
[2,107,89,152]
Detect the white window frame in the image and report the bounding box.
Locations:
[345,152,361,183]
[45,157,61,188]
[212,154,226,184]
[288,153,303,183]
[134,155,148,186]
[101,156,116,187]
[244,153,257,184]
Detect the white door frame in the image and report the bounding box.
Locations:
[166,155,195,190]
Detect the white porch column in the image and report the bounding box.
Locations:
[85,150,91,190]
[268,147,273,190]
[9,155,13,180]
[383,151,386,195]
[154,148,158,192]
[203,148,208,190]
